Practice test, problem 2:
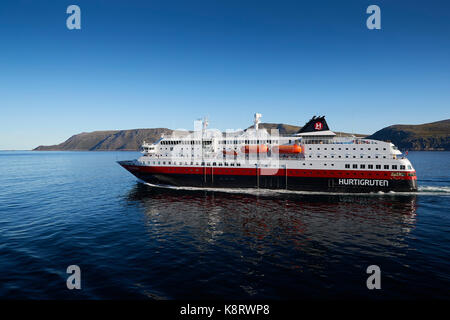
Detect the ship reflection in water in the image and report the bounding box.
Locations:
[126,183,421,299]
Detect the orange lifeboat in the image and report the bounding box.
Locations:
[241,145,269,154]
[222,149,238,156]
[272,144,302,154]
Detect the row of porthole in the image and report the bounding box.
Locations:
[311,155,389,159]
[309,147,387,151]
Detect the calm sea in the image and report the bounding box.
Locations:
[0,151,448,299]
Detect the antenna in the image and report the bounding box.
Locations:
[202,116,209,131]
[254,113,262,130]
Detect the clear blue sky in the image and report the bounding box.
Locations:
[0,0,449,150]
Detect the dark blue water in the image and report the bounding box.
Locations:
[0,151,448,299]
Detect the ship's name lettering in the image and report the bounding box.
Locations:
[338,179,388,187]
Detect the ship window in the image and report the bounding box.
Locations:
[331,148,334,150]
[392,165,397,169]
[331,164,334,166]
[360,164,365,169]
[324,164,327,166]
[407,165,412,169]
[376,165,381,169]
[317,148,320,150]
[383,148,386,150]
[384,165,389,169]
[383,156,386,158]
[368,165,373,169]
[368,156,371,158]
[353,148,356,150]
[353,156,356,158]
[310,163,312,166]
[324,148,327,150]
[163,162,166,165]
[400,165,405,170]
[346,156,349,158]
[338,156,341,158]
[346,148,349,150]
[360,156,363,158]
[376,148,378,150]
[368,148,371,150]
[353,164,357,169]
[213,162,216,166]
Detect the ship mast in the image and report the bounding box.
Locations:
[201,117,208,182]
[254,113,262,131]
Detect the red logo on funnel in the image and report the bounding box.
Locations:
[314,122,323,130]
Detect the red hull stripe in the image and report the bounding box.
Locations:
[123,165,417,181]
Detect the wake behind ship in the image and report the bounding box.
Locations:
[118,114,418,193]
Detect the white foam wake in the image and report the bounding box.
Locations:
[137,180,450,197]
[418,185,450,194]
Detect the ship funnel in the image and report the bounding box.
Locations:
[297,116,330,133]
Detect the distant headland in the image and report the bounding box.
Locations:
[33,119,450,151]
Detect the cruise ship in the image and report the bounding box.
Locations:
[118,114,418,193]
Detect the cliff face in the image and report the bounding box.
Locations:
[33,120,450,151]
[367,119,450,151]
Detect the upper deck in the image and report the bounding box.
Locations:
[136,114,414,174]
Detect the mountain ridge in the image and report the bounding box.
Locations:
[367,119,450,151]
[33,119,450,151]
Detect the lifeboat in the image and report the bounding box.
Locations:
[241,145,269,154]
[272,144,302,154]
[222,149,238,156]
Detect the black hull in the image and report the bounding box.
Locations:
[124,169,418,193]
